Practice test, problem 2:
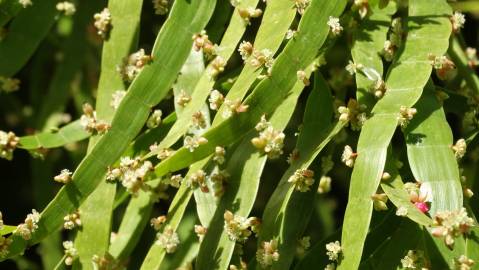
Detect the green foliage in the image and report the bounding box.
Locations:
[1,0,479,269]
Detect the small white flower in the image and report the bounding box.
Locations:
[398,106,417,128]
[238,41,253,61]
[0,236,12,257]
[110,90,126,109]
[18,0,32,8]
[150,215,167,230]
[341,145,357,168]
[208,90,224,110]
[155,225,180,253]
[63,241,78,265]
[256,239,280,268]
[194,225,207,242]
[63,211,81,230]
[0,130,19,160]
[147,110,162,129]
[325,241,342,261]
[396,206,408,217]
[118,49,152,82]
[318,176,332,194]
[327,16,343,36]
[251,117,285,159]
[184,135,208,152]
[54,169,72,184]
[345,60,363,75]
[451,11,466,33]
[288,169,315,192]
[93,8,112,38]
[452,138,467,159]
[14,209,40,240]
[152,0,169,15]
[56,1,76,16]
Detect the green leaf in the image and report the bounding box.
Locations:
[0,225,16,236]
[465,227,479,269]
[18,120,90,150]
[404,82,463,215]
[448,36,479,97]
[0,0,58,77]
[256,72,346,270]
[195,65,307,270]
[338,1,452,268]
[2,0,217,260]
[0,0,22,27]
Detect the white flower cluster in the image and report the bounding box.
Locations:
[288,169,315,192]
[327,16,343,36]
[428,54,456,80]
[382,18,403,61]
[353,0,369,19]
[224,210,260,243]
[318,176,332,194]
[251,115,285,159]
[0,131,19,160]
[63,211,81,230]
[0,76,20,93]
[63,241,78,265]
[337,99,367,131]
[110,90,126,110]
[80,103,111,134]
[185,169,208,192]
[238,7,262,24]
[454,255,475,270]
[93,8,112,38]
[14,209,40,240]
[118,49,152,82]
[466,47,479,68]
[341,145,357,168]
[0,235,12,257]
[176,90,192,107]
[326,241,342,262]
[400,250,427,269]
[238,41,253,61]
[431,207,475,248]
[106,156,153,196]
[192,30,215,57]
[209,56,226,77]
[371,193,389,211]
[150,215,167,230]
[210,169,229,197]
[398,106,417,128]
[147,110,162,129]
[183,135,208,152]
[213,146,226,165]
[294,0,310,15]
[208,90,224,110]
[249,49,274,75]
[452,138,467,159]
[256,239,280,268]
[54,169,72,184]
[56,1,76,16]
[451,11,465,33]
[18,0,32,8]
[155,225,180,253]
[194,225,207,242]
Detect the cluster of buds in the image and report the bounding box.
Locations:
[249,49,274,75]
[296,236,311,258]
[296,70,310,86]
[352,0,369,19]
[80,103,111,134]
[151,146,174,160]
[454,255,475,270]
[431,207,475,249]
[208,169,229,197]
[165,174,182,188]
[327,16,343,36]
[451,11,466,33]
[337,99,367,130]
[256,239,280,268]
[345,60,363,75]
[56,1,76,16]
[54,169,72,184]
[341,145,357,168]
[222,98,249,119]
[183,135,208,152]
[92,253,121,270]
[318,176,332,194]
[382,18,403,61]
[63,211,81,230]
[404,180,431,213]
[208,90,224,110]
[106,156,153,196]
[294,0,310,15]
[251,115,285,159]
[118,49,152,82]
[0,131,19,160]
[398,106,417,128]
[192,30,215,57]
[0,76,20,93]
[19,0,32,8]
[452,138,467,159]
[194,225,207,242]
[14,209,40,240]
[209,56,226,77]
[370,79,387,98]
[185,169,208,192]
[191,111,208,130]
[93,8,112,39]
[213,146,226,165]
[428,54,456,80]
[224,210,260,243]
[326,241,342,262]
[288,169,315,192]
[147,109,162,129]
[238,41,253,61]
[155,225,180,253]
[238,6,262,25]
[371,193,389,211]
[150,215,167,230]
[0,236,12,257]
[396,206,408,217]
[63,241,78,265]
[400,250,428,269]
[466,47,479,68]
[176,90,192,107]
[110,90,126,110]
[152,0,169,15]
